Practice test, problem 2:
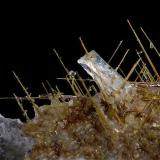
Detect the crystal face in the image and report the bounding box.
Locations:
[78,50,135,103]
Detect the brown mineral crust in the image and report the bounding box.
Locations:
[23,96,111,159]
[23,83,160,160]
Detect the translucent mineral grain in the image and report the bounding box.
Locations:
[77,50,136,105]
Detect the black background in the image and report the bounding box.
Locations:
[0,9,160,121]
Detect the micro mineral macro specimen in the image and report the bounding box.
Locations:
[22,47,160,160]
[1,20,160,160]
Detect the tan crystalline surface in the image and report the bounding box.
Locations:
[23,84,160,160]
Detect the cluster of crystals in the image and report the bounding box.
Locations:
[23,85,160,159]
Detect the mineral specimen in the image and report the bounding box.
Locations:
[1,20,160,160]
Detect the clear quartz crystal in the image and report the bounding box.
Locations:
[78,50,135,103]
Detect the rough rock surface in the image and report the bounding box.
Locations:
[23,88,160,160]
[0,114,34,160]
